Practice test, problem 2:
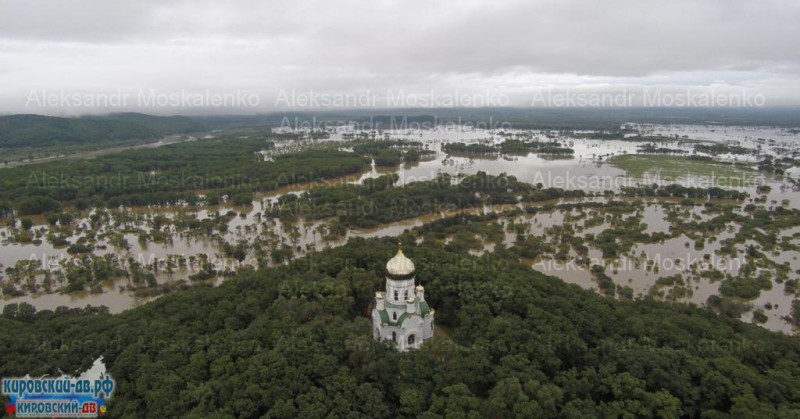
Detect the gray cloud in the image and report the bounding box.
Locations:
[0,0,798,114]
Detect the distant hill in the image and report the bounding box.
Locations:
[0,113,208,148]
[94,113,208,135]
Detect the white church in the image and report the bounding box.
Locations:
[372,248,435,351]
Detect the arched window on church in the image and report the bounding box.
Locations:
[408,334,415,345]
[394,290,398,301]
[392,312,397,320]
[404,290,408,300]
[392,332,396,342]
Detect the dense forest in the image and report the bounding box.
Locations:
[0,113,207,149]
[349,139,431,167]
[1,237,798,417]
[269,172,585,228]
[0,137,370,214]
[443,140,574,155]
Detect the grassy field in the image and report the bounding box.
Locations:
[609,154,764,187]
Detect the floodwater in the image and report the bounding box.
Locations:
[2,124,799,334]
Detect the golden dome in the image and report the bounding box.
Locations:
[386,249,415,278]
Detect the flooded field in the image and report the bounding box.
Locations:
[2,123,799,334]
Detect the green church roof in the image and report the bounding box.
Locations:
[376,309,418,327]
[396,312,410,326]
[419,301,431,317]
[378,309,390,325]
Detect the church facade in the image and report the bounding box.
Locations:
[371,249,435,351]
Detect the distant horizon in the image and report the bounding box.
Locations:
[4,107,800,131]
[3,105,800,118]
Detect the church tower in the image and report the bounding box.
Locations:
[372,248,435,351]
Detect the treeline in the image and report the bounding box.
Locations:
[444,139,574,155]
[572,131,697,144]
[443,142,496,154]
[694,143,753,156]
[350,140,430,167]
[1,238,799,417]
[350,139,424,155]
[0,137,370,214]
[571,130,627,140]
[637,144,688,155]
[620,184,749,200]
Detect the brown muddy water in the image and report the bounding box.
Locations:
[2,124,799,334]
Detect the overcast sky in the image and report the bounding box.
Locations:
[1,0,799,115]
